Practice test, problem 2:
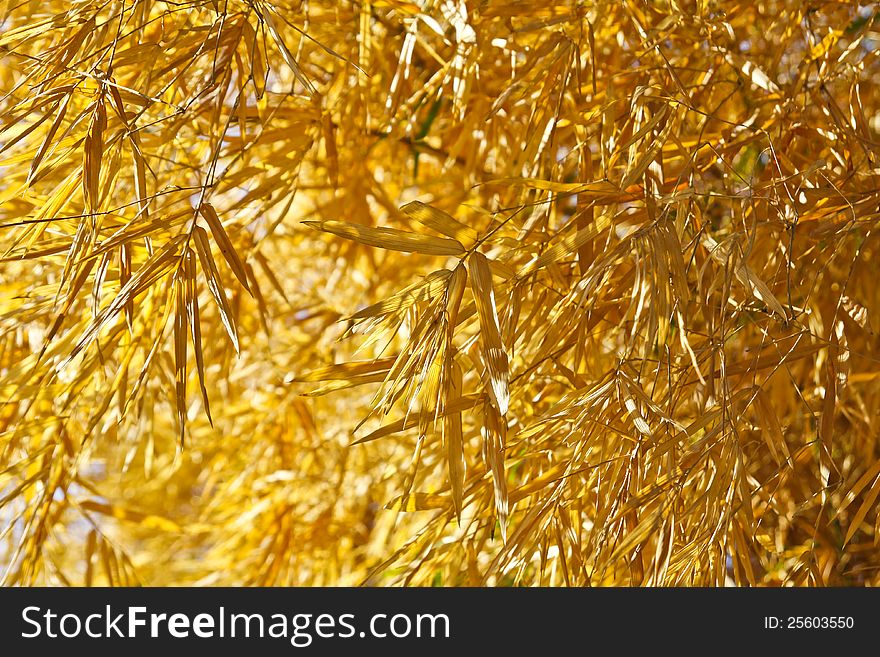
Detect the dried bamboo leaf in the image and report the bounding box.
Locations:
[469,252,509,415]
[193,226,240,353]
[844,475,880,546]
[483,401,509,542]
[348,269,453,321]
[174,275,187,445]
[199,202,252,294]
[184,249,211,425]
[445,356,465,521]
[255,1,316,94]
[384,492,448,512]
[304,219,465,256]
[400,200,479,246]
[82,98,106,212]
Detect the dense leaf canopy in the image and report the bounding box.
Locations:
[1,0,879,586]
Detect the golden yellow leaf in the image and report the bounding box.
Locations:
[400,200,480,247]
[193,226,240,353]
[199,202,252,294]
[468,252,509,415]
[304,219,466,256]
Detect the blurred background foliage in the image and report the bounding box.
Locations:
[1,0,879,586]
